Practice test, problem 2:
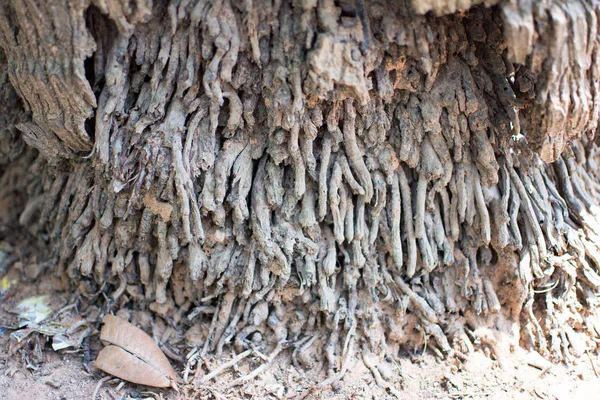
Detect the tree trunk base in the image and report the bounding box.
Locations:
[0,0,599,385]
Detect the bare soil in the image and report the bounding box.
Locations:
[1,266,599,400]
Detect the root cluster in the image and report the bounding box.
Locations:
[1,0,600,383]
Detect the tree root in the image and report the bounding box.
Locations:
[362,352,402,399]
[1,0,600,382]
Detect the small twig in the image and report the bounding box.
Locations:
[197,349,252,384]
[532,280,559,294]
[226,343,284,388]
[140,391,163,400]
[201,386,229,400]
[183,352,199,383]
[186,347,199,360]
[538,364,553,378]
[56,301,79,317]
[91,376,111,400]
[161,345,185,363]
[66,319,88,335]
[187,306,217,321]
[586,350,600,378]
[248,343,269,361]
[114,381,125,393]
[231,349,240,373]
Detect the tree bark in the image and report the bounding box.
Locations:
[1,0,600,369]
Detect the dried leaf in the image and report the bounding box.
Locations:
[15,295,52,327]
[95,315,177,389]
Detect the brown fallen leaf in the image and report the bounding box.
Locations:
[95,314,178,389]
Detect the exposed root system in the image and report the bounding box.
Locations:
[0,0,600,386]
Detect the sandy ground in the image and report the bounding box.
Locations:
[1,266,600,400]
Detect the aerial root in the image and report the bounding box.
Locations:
[362,351,402,399]
[293,325,356,400]
[292,335,317,368]
[454,328,475,355]
[7,0,600,382]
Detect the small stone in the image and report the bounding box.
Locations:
[265,383,285,399]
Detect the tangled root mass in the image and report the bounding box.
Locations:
[1,0,600,374]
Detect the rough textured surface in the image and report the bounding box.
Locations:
[1,0,600,392]
[412,0,501,15]
[0,50,26,168]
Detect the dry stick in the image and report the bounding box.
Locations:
[197,349,252,384]
[483,279,501,312]
[91,376,111,400]
[586,350,600,379]
[419,235,436,274]
[435,392,493,398]
[139,391,163,400]
[248,343,270,362]
[489,185,510,248]
[532,168,553,217]
[464,163,476,226]
[226,343,284,388]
